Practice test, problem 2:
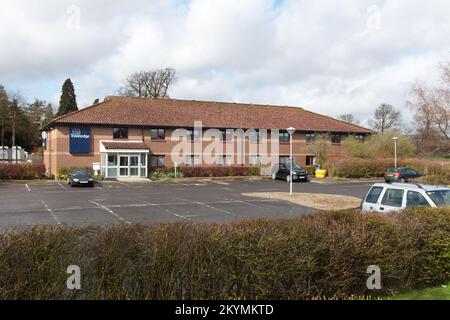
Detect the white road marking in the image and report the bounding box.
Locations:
[211,181,230,185]
[175,197,235,216]
[89,200,132,225]
[41,200,62,225]
[58,183,67,190]
[224,197,260,207]
[25,184,31,192]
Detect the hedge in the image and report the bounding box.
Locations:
[0,207,448,299]
[0,163,46,180]
[150,165,261,178]
[327,158,450,183]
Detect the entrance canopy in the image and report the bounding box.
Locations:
[100,141,150,178]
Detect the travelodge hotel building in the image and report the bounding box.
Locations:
[42,96,372,178]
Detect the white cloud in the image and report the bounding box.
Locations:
[0,0,449,128]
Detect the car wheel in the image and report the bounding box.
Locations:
[272,172,277,180]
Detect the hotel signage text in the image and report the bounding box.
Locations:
[69,127,91,154]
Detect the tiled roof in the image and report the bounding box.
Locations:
[48,96,372,133]
[102,141,149,150]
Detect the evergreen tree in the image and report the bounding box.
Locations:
[57,78,78,116]
[0,85,9,149]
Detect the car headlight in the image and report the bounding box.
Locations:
[73,178,79,182]
[89,178,93,181]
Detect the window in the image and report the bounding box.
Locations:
[186,129,201,142]
[151,128,165,140]
[219,129,232,142]
[306,156,316,166]
[426,190,450,207]
[107,154,117,166]
[249,131,261,143]
[219,155,232,166]
[150,155,165,167]
[355,134,365,142]
[279,132,289,143]
[330,133,341,144]
[279,156,290,165]
[381,189,404,207]
[365,186,383,203]
[185,155,200,165]
[249,155,261,165]
[305,133,315,144]
[113,127,128,139]
[140,154,146,166]
[406,191,431,208]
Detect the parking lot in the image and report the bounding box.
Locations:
[0,178,374,227]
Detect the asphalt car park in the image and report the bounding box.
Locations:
[0,179,374,228]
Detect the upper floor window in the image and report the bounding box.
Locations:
[330,133,341,144]
[113,127,128,139]
[305,133,315,144]
[249,130,263,144]
[151,128,165,140]
[279,132,289,143]
[219,129,232,142]
[186,129,201,142]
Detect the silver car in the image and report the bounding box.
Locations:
[361,182,450,213]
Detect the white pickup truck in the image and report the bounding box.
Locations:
[361,182,450,213]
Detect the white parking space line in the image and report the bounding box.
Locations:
[41,200,62,225]
[174,197,236,216]
[25,184,31,192]
[58,183,67,190]
[223,198,260,207]
[89,200,132,225]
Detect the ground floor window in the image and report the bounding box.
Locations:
[185,155,200,165]
[279,156,290,165]
[306,155,316,166]
[249,155,261,165]
[101,152,148,178]
[150,155,165,168]
[219,155,232,166]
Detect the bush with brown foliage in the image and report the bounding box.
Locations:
[0,163,46,180]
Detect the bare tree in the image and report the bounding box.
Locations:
[338,113,358,124]
[408,62,450,153]
[368,103,401,133]
[307,133,328,167]
[118,68,176,99]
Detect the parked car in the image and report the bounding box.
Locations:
[384,167,422,183]
[67,169,94,187]
[361,182,450,213]
[272,163,309,182]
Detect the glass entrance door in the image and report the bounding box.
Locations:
[119,155,129,176]
[129,155,139,176]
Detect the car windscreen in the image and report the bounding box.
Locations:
[72,171,91,178]
[426,190,450,207]
[286,164,302,170]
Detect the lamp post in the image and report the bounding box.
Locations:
[287,127,296,196]
[392,137,398,169]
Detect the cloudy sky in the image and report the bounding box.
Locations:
[0,0,449,128]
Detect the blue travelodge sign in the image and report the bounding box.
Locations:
[69,127,91,153]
